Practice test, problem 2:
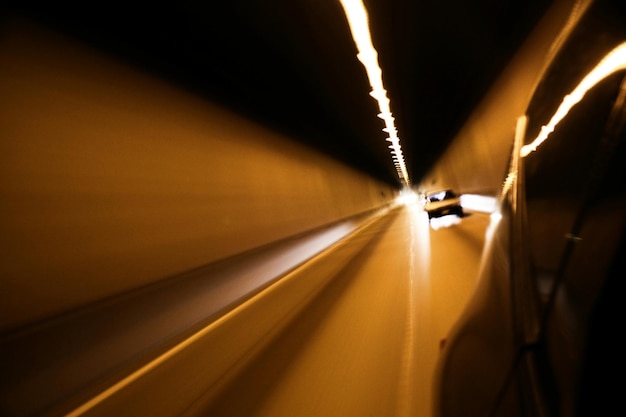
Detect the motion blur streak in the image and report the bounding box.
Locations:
[338,0,410,184]
[521,41,626,156]
[0,23,394,331]
[429,215,462,230]
[395,188,419,206]
[187,204,488,417]
[397,199,430,417]
[459,194,497,213]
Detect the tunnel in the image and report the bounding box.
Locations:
[1,1,625,416]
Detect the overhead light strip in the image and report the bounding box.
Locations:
[339,0,410,184]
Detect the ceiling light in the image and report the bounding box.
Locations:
[340,0,410,184]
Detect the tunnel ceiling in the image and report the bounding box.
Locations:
[1,0,550,186]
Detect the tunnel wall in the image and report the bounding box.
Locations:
[421,0,591,195]
[0,22,396,331]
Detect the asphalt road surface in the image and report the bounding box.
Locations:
[13,202,489,417]
[191,203,489,417]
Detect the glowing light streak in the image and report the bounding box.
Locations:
[459,194,497,213]
[522,42,626,157]
[395,189,419,206]
[339,0,410,184]
[429,215,462,230]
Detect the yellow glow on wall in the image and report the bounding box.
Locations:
[339,0,410,184]
[521,42,626,157]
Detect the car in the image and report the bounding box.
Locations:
[433,1,626,416]
[423,189,464,219]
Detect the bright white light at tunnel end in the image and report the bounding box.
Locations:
[395,189,418,206]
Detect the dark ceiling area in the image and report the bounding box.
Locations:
[1,0,551,186]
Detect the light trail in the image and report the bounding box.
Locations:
[459,194,497,213]
[521,42,626,157]
[339,0,410,184]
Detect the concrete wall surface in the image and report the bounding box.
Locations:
[421,0,591,195]
[0,22,395,331]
